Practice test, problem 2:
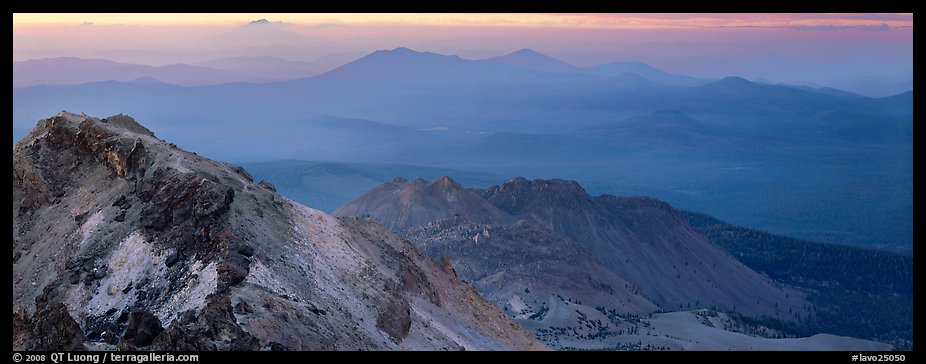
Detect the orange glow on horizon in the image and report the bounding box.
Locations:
[12,13,914,30]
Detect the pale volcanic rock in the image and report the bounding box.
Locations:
[12,112,543,351]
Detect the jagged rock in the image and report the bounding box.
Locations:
[439,255,457,277]
[152,295,259,351]
[230,165,254,183]
[101,330,120,345]
[123,311,163,347]
[140,211,169,231]
[67,275,80,285]
[334,175,513,231]
[257,180,276,192]
[74,211,88,222]
[268,342,288,351]
[13,303,85,351]
[233,300,252,315]
[164,251,179,268]
[376,297,412,344]
[216,253,250,292]
[236,244,255,257]
[12,113,544,351]
[103,114,155,137]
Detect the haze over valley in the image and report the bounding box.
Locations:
[12,13,913,351]
[14,45,912,250]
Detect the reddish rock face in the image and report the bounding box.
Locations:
[336,175,809,348]
[338,176,807,319]
[334,176,513,231]
[482,178,805,318]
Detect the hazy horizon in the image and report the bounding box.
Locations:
[12,13,914,250]
[11,13,914,352]
[13,13,913,97]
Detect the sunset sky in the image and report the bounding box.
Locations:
[13,13,913,96]
[12,13,914,28]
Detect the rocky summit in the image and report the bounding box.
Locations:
[481,177,805,317]
[338,175,805,318]
[335,176,810,348]
[12,112,544,351]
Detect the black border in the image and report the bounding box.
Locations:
[8,1,920,13]
[10,2,920,359]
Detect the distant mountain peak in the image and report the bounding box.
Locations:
[623,60,649,66]
[719,76,751,83]
[372,47,428,57]
[482,178,593,219]
[35,56,83,62]
[483,48,575,72]
[505,176,529,184]
[430,175,462,189]
[249,18,271,25]
[511,48,542,55]
[486,178,590,215]
[698,76,763,93]
[364,47,459,61]
[314,47,488,83]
